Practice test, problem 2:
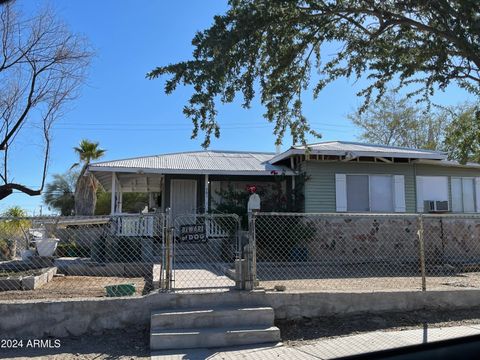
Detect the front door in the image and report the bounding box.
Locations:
[170,179,197,218]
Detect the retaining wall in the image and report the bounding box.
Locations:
[2,289,480,338]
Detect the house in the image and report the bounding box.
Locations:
[88,141,480,216]
[88,150,295,218]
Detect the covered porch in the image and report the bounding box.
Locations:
[88,151,296,234]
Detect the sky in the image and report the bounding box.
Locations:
[3,0,476,215]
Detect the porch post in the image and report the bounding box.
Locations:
[117,185,123,213]
[204,174,209,213]
[110,172,116,215]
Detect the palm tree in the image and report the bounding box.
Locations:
[0,206,30,259]
[72,140,106,215]
[43,172,77,216]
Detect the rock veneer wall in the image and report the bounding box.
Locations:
[297,215,480,265]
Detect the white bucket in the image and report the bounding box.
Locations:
[35,238,60,257]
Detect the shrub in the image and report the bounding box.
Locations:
[56,242,91,258]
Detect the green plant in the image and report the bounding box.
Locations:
[0,206,31,257]
[71,139,106,215]
[255,215,316,262]
[56,242,90,258]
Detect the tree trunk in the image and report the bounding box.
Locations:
[74,172,98,216]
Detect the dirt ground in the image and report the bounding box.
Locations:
[0,276,146,300]
[4,308,480,359]
[260,272,480,292]
[0,327,149,360]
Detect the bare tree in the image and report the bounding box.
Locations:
[0,3,91,200]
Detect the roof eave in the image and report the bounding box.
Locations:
[88,166,295,176]
[413,159,480,169]
[269,148,446,163]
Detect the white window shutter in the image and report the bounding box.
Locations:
[475,177,480,212]
[393,175,406,212]
[416,176,424,213]
[335,174,347,212]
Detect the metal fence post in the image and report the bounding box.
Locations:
[418,214,427,291]
[162,208,173,291]
[243,212,257,290]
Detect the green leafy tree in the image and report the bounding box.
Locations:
[443,105,480,164]
[94,190,150,215]
[349,90,446,150]
[43,172,77,216]
[148,1,480,148]
[72,140,106,215]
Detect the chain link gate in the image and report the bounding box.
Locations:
[161,211,241,292]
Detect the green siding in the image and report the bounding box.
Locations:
[303,161,416,213]
[415,164,480,177]
[303,161,480,213]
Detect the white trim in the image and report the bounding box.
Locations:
[269,147,446,164]
[413,159,480,169]
[89,166,295,176]
[110,172,116,215]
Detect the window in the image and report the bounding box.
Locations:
[346,175,369,211]
[452,177,476,213]
[346,175,394,212]
[416,176,449,212]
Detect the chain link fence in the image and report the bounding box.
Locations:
[0,213,165,300]
[168,213,241,291]
[251,212,480,292]
[3,211,480,299]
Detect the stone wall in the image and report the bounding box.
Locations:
[298,215,480,265]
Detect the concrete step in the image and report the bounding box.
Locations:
[151,307,274,329]
[150,325,281,350]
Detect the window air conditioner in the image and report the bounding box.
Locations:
[424,200,449,213]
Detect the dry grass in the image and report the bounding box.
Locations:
[0,275,146,300]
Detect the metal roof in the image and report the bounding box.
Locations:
[89,150,294,176]
[269,141,447,163]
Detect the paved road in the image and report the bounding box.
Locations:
[151,325,480,359]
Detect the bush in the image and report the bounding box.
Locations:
[106,236,142,263]
[56,242,91,258]
[255,216,316,262]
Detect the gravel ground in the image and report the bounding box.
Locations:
[0,276,146,300]
[260,272,480,291]
[1,327,149,360]
[278,307,480,346]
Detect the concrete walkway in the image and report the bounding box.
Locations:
[151,325,480,359]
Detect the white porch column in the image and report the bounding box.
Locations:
[117,184,123,213]
[110,172,116,215]
[204,174,209,213]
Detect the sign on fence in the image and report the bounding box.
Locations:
[179,224,207,242]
